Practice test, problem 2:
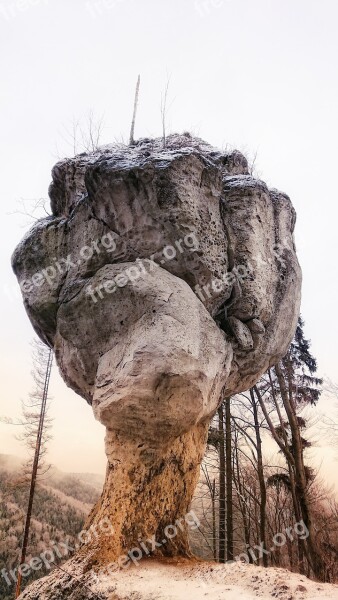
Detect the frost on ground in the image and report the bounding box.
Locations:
[17,554,338,599]
[92,559,338,600]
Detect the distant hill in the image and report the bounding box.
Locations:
[0,454,104,600]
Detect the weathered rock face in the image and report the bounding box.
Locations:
[12,134,301,589]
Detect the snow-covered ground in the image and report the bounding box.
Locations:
[93,558,338,600]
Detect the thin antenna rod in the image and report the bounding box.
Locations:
[129,74,140,145]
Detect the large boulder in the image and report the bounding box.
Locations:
[12,134,301,594]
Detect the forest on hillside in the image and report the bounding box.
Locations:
[0,457,102,600]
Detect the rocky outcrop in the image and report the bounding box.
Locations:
[12,134,301,596]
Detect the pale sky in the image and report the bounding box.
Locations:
[0,0,337,484]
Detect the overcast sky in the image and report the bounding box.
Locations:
[0,0,337,484]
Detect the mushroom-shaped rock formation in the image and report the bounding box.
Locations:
[12,134,301,596]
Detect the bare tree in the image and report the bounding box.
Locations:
[248,149,259,177]
[322,380,338,450]
[231,391,270,566]
[254,335,327,582]
[9,197,51,227]
[218,403,226,563]
[249,388,268,566]
[8,340,54,598]
[191,318,335,582]
[15,340,53,484]
[225,397,234,561]
[57,110,104,157]
[79,109,104,153]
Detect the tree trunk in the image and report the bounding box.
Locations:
[267,369,305,573]
[15,349,53,598]
[254,381,305,573]
[218,404,226,563]
[233,433,252,562]
[225,397,234,561]
[212,478,217,561]
[275,363,326,581]
[250,389,268,567]
[288,464,305,574]
[286,533,295,571]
